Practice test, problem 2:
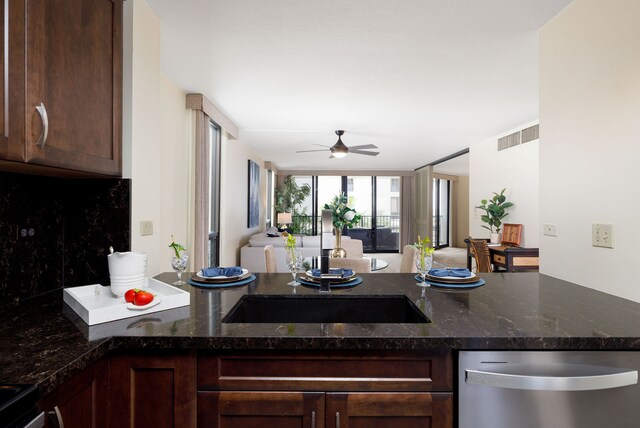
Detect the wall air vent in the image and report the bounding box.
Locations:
[497,124,539,151]
[521,124,539,144]
[497,132,521,151]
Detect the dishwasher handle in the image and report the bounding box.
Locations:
[466,363,638,391]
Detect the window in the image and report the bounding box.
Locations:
[390,178,400,192]
[266,169,274,228]
[347,178,354,192]
[288,174,400,252]
[390,196,399,215]
[208,121,221,267]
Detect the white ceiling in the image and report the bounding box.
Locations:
[146,0,572,171]
[433,153,470,176]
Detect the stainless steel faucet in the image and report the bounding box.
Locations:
[320,209,333,293]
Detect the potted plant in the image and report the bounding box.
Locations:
[476,188,514,244]
[274,176,311,233]
[324,192,362,258]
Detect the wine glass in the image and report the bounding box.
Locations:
[416,250,433,287]
[287,249,302,287]
[171,251,189,285]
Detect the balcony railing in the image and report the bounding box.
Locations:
[291,215,400,236]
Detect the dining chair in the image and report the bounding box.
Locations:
[469,239,492,273]
[399,245,418,273]
[329,257,372,273]
[341,239,364,259]
[264,245,277,273]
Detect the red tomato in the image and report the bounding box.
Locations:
[124,289,138,303]
[133,290,154,306]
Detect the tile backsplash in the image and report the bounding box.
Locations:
[0,172,130,307]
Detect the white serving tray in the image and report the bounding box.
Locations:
[63,277,191,325]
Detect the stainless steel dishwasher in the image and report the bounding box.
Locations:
[459,351,640,428]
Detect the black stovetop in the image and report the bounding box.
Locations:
[0,384,39,427]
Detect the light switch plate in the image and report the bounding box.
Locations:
[141,220,154,236]
[592,224,613,248]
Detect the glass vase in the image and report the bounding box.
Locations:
[416,252,433,287]
[171,252,189,285]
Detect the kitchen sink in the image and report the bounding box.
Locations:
[222,295,430,324]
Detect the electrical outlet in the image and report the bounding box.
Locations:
[16,226,35,239]
[592,224,613,248]
[140,220,154,236]
[543,224,557,237]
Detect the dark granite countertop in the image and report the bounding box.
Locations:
[3,272,640,395]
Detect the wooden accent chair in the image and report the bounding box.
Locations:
[399,245,418,273]
[264,245,277,273]
[469,239,493,273]
[329,257,372,273]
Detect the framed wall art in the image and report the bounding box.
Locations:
[247,160,260,228]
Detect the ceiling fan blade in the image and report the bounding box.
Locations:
[350,150,379,156]
[348,144,378,150]
[296,149,329,153]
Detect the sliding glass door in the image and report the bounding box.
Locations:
[346,176,399,253]
[375,177,401,252]
[287,174,401,252]
[432,178,450,249]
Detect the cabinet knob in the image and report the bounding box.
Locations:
[335,411,340,428]
[311,410,316,428]
[35,103,49,147]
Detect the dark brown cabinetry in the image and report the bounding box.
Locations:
[1,0,122,176]
[199,391,325,428]
[109,351,197,428]
[198,351,453,428]
[199,391,452,428]
[39,358,109,428]
[39,350,452,428]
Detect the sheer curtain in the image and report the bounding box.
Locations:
[193,111,211,270]
[187,93,239,269]
[400,175,416,250]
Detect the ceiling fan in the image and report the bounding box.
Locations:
[296,130,379,158]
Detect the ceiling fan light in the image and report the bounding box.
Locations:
[331,147,348,158]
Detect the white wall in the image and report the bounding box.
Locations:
[469,123,539,247]
[454,175,469,248]
[219,133,266,267]
[539,0,640,301]
[124,0,192,275]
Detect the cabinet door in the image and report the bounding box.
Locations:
[198,391,324,428]
[0,0,26,162]
[326,392,453,428]
[109,352,197,428]
[39,358,109,428]
[0,0,5,151]
[25,0,122,175]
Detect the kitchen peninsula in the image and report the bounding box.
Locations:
[3,272,640,427]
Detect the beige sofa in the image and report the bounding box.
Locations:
[240,228,362,273]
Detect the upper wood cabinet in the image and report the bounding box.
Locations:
[0,0,25,163]
[1,0,122,176]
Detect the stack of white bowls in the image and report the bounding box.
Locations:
[108,251,148,297]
